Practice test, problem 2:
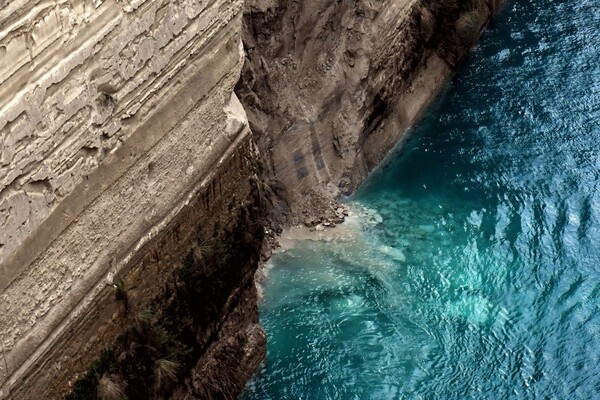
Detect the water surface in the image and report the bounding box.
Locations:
[243,1,600,398]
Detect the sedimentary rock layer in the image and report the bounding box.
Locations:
[0,0,497,397]
[0,0,264,398]
[1,0,241,265]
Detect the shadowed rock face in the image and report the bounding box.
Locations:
[64,141,268,400]
[236,0,494,225]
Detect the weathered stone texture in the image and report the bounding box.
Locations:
[0,0,242,263]
[0,0,249,397]
[236,0,450,224]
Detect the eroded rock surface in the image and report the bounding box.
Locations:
[0,0,497,398]
[237,0,495,225]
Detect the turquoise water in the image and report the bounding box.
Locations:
[242,1,600,399]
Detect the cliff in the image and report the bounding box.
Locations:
[237,0,497,225]
[0,0,498,398]
[0,0,265,398]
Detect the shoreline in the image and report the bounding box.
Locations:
[256,202,387,291]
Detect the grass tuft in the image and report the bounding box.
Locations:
[97,374,126,400]
[154,358,180,390]
[456,8,486,43]
[418,3,435,40]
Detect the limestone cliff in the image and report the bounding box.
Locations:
[0,0,265,399]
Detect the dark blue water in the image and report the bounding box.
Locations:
[242,1,600,398]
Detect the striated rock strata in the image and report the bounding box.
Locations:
[0,0,498,398]
[0,0,265,398]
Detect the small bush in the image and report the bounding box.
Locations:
[97,374,126,400]
[418,4,435,40]
[154,359,180,390]
[134,309,155,334]
[191,239,215,265]
[456,9,485,43]
[67,348,117,400]
[113,277,130,313]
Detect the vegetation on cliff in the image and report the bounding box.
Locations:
[67,170,268,400]
[416,0,504,65]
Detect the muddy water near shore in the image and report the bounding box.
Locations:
[243,1,600,398]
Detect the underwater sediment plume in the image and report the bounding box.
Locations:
[0,0,511,398]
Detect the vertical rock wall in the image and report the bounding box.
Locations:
[236,0,495,225]
[0,0,265,398]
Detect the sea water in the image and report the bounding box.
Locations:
[242,0,600,398]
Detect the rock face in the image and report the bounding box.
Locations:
[0,0,266,398]
[236,0,495,224]
[0,0,497,398]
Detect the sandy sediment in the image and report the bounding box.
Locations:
[278,211,363,249]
